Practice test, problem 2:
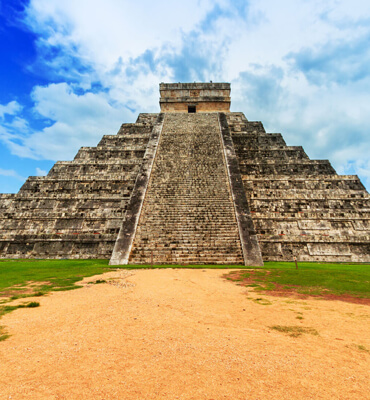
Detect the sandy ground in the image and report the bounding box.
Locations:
[0,268,369,400]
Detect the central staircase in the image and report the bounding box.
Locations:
[128,113,244,264]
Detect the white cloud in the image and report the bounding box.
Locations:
[23,0,249,110]
[25,0,223,67]
[35,167,47,176]
[0,83,133,161]
[0,101,22,118]
[0,101,33,158]
[25,82,132,160]
[0,168,25,181]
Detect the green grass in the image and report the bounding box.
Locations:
[269,325,319,337]
[354,344,370,353]
[26,301,40,308]
[94,279,107,284]
[227,262,370,299]
[253,297,272,305]
[0,326,10,341]
[0,302,40,317]
[0,259,111,299]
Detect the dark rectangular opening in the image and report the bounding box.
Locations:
[188,105,196,113]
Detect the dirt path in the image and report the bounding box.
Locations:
[0,269,369,399]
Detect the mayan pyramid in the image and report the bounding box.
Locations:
[0,83,369,264]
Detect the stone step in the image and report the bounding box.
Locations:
[132,248,243,254]
[97,135,149,147]
[131,249,244,256]
[45,174,138,180]
[132,244,243,250]
[13,193,131,199]
[239,161,336,176]
[137,228,239,233]
[74,148,146,161]
[96,145,147,151]
[258,235,369,243]
[246,189,369,198]
[235,149,309,160]
[0,213,124,220]
[249,205,370,213]
[139,217,237,223]
[48,165,140,177]
[134,234,241,239]
[117,123,154,135]
[0,233,117,239]
[251,213,369,219]
[129,260,244,265]
[54,159,143,165]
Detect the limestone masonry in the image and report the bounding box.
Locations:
[0,83,369,264]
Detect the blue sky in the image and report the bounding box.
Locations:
[0,0,369,192]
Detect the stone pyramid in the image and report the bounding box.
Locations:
[0,83,369,264]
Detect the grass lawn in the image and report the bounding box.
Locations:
[0,259,110,300]
[226,261,370,299]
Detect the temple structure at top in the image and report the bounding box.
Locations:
[159,82,231,113]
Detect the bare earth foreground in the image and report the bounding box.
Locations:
[0,269,369,400]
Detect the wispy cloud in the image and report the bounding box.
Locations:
[233,65,284,113]
[0,101,22,118]
[27,82,130,160]
[0,168,25,181]
[35,167,46,176]
[285,32,370,86]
